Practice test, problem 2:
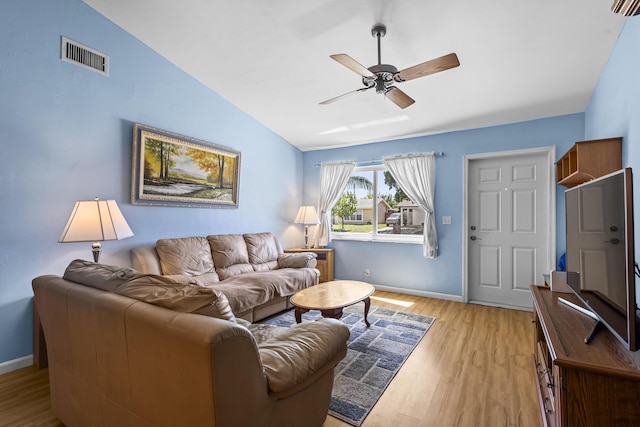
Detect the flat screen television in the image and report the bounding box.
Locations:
[565,168,639,351]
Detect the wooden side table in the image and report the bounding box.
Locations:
[284,247,334,283]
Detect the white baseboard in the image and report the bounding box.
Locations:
[372,284,463,302]
[0,355,33,375]
[468,299,533,312]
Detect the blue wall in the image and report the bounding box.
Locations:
[0,0,305,365]
[302,115,584,296]
[585,17,640,251]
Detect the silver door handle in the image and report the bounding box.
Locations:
[470,236,481,241]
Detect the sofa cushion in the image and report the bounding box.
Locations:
[244,232,279,271]
[239,320,287,345]
[117,274,236,322]
[207,234,254,280]
[207,268,318,314]
[156,237,217,278]
[164,273,221,287]
[63,259,140,292]
[192,292,235,322]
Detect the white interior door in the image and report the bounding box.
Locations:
[466,149,554,309]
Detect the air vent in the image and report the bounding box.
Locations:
[61,37,109,76]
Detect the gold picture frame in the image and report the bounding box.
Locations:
[131,124,240,208]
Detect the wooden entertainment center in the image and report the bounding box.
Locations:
[532,285,640,426]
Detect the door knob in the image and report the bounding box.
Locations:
[470,236,477,241]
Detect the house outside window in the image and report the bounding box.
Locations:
[345,210,363,222]
[331,166,423,243]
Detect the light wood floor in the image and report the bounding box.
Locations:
[0,291,541,427]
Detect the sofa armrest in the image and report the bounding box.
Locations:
[277,252,317,269]
[131,245,163,275]
[258,318,349,396]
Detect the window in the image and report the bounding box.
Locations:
[346,211,363,222]
[331,165,423,243]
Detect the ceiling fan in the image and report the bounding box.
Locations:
[320,23,460,109]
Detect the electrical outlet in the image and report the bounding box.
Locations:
[364,269,371,277]
[442,216,452,225]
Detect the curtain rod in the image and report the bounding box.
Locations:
[314,151,444,167]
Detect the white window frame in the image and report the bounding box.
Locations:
[331,165,423,244]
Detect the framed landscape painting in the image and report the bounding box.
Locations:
[131,124,240,208]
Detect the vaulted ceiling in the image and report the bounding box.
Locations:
[83,0,625,151]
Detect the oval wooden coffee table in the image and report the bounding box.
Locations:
[290,280,375,327]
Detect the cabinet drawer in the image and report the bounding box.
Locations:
[536,344,555,403]
[534,346,556,427]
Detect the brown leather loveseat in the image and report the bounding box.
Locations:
[32,261,349,427]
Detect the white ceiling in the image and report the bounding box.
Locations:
[83,0,625,151]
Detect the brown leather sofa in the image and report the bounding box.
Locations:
[32,261,349,427]
[131,232,319,322]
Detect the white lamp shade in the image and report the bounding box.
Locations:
[294,205,320,225]
[59,199,134,243]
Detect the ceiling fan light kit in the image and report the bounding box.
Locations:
[320,23,460,109]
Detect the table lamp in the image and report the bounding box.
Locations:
[59,198,134,262]
[294,205,320,249]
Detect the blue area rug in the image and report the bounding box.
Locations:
[262,305,435,426]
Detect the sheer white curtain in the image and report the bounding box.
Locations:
[383,153,437,258]
[314,161,355,247]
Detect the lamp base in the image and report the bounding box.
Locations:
[92,242,102,263]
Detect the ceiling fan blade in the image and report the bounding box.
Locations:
[319,87,372,105]
[396,53,460,82]
[330,54,375,78]
[385,87,415,109]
